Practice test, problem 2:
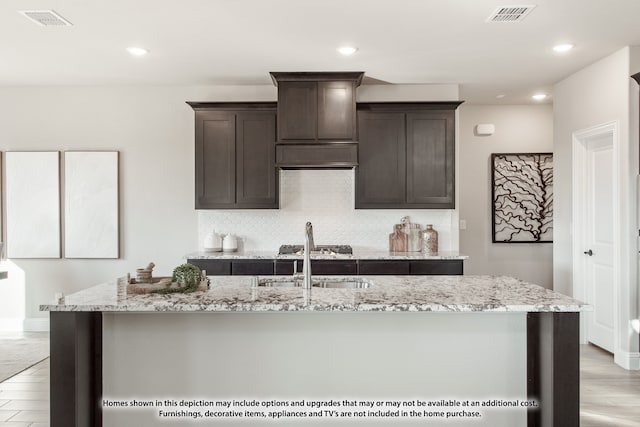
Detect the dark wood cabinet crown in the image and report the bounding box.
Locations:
[356,102,462,209]
[188,102,278,209]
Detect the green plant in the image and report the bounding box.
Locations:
[152,263,203,294]
[172,263,202,287]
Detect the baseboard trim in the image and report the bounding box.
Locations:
[0,318,24,331]
[23,317,50,332]
[614,349,640,370]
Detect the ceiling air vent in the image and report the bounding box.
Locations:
[18,10,73,26]
[487,5,536,22]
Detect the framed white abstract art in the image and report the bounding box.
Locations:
[5,151,61,258]
[64,151,119,258]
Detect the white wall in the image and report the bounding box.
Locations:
[357,84,458,102]
[0,83,461,329]
[0,85,277,327]
[632,47,640,342]
[553,46,639,367]
[458,105,554,288]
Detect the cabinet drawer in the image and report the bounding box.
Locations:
[231,260,275,275]
[358,260,410,275]
[409,260,463,275]
[187,259,231,276]
[311,260,357,275]
[275,261,303,275]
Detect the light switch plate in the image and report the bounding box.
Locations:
[459,220,467,230]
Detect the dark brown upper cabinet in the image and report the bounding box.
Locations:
[355,102,463,209]
[188,102,278,209]
[270,72,364,168]
[356,111,406,205]
[276,81,317,140]
[270,72,363,142]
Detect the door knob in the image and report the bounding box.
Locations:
[583,249,593,256]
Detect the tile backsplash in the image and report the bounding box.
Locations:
[198,170,457,252]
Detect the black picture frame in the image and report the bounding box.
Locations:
[491,153,553,243]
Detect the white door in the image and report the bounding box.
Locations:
[584,134,615,352]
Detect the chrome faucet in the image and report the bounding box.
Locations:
[303,222,313,289]
[306,221,315,252]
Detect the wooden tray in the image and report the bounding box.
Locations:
[127,277,172,294]
[127,277,208,294]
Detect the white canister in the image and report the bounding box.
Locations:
[204,231,222,252]
[222,234,238,252]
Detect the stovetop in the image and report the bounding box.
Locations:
[278,245,353,255]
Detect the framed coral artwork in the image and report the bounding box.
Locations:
[491,153,553,243]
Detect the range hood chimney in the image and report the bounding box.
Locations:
[270,72,364,169]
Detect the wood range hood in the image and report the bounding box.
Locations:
[270,71,364,169]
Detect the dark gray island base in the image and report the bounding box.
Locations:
[43,276,585,427]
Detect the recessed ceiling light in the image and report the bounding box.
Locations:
[127,47,148,56]
[337,46,358,56]
[532,93,547,101]
[553,43,575,53]
[496,94,506,99]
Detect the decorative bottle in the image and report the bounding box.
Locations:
[421,225,438,256]
[389,224,408,252]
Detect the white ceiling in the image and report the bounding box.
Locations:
[2,0,640,104]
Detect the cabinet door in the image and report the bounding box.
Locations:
[187,259,232,276]
[231,260,275,275]
[195,111,236,208]
[311,261,358,275]
[236,112,278,208]
[406,112,455,208]
[358,260,410,275]
[318,81,355,140]
[356,112,406,208]
[275,260,302,275]
[277,82,317,140]
[410,260,463,275]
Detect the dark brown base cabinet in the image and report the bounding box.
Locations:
[188,259,463,276]
[188,103,279,209]
[356,102,462,209]
[358,260,463,275]
[275,260,358,275]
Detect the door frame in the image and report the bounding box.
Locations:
[572,121,620,352]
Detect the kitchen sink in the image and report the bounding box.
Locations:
[256,277,373,289]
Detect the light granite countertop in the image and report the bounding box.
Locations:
[40,275,587,313]
[186,250,468,260]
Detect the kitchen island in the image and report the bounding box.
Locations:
[41,275,586,427]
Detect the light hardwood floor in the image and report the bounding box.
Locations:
[580,344,640,426]
[0,358,49,427]
[0,344,637,426]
